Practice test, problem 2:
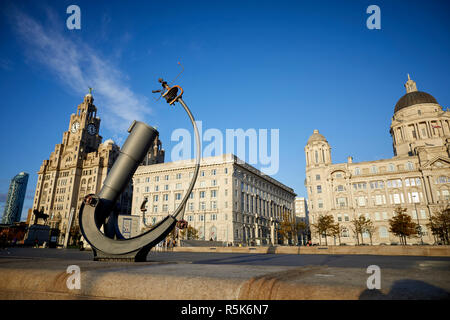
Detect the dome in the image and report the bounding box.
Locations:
[307,129,327,144]
[394,91,438,113]
[104,139,115,145]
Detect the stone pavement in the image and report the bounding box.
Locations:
[0,248,449,300]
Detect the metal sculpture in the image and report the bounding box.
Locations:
[79,70,201,261]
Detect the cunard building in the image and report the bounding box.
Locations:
[31,91,164,245]
[305,76,450,245]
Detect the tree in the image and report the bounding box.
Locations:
[311,214,335,246]
[365,219,376,246]
[278,211,298,245]
[330,223,345,246]
[389,207,418,245]
[179,226,199,240]
[427,206,450,245]
[350,216,363,245]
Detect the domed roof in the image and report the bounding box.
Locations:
[307,129,327,144]
[104,139,115,145]
[394,91,438,113]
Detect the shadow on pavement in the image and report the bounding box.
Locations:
[359,279,450,300]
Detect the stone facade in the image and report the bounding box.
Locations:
[305,76,450,245]
[132,154,296,245]
[31,92,164,244]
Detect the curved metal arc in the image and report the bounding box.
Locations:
[171,97,201,221]
[80,200,176,255]
[79,95,201,258]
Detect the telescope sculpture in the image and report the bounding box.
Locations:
[79,75,200,261]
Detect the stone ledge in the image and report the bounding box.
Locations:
[1,259,449,300]
[172,245,450,256]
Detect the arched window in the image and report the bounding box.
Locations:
[370,165,378,174]
[342,228,349,237]
[379,226,388,238]
[315,151,319,163]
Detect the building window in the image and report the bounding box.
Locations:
[153,195,158,202]
[337,214,342,222]
[153,205,158,213]
[342,228,349,237]
[164,184,169,191]
[212,179,217,186]
[200,191,205,198]
[406,162,414,170]
[370,166,378,174]
[344,214,349,222]
[318,199,323,209]
[155,176,160,182]
[379,227,388,238]
[354,168,361,175]
[200,202,206,210]
[211,201,217,210]
[337,185,344,192]
[188,202,194,211]
[154,185,159,191]
[200,171,205,177]
[316,174,320,181]
[176,183,182,189]
[336,197,347,207]
[317,185,322,193]
[163,194,169,201]
[175,193,182,201]
[211,169,216,175]
[211,190,217,198]
[176,173,182,179]
[162,204,168,212]
[164,175,169,181]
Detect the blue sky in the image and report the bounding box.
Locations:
[1,0,449,221]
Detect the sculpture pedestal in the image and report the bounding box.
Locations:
[24,225,50,246]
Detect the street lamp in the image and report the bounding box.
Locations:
[412,194,424,245]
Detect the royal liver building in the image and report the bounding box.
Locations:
[305,76,450,245]
[31,91,164,245]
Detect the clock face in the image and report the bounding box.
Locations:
[71,121,80,133]
[87,123,97,135]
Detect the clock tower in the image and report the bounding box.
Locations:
[68,91,102,154]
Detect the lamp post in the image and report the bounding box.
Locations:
[413,194,424,245]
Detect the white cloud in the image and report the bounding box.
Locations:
[11,8,151,134]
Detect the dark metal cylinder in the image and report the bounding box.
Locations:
[99,121,158,205]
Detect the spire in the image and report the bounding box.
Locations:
[405,74,418,93]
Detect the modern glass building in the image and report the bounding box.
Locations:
[1,172,29,224]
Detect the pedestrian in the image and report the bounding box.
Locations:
[34,239,39,248]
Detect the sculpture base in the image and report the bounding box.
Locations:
[24,225,50,246]
[92,246,153,262]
